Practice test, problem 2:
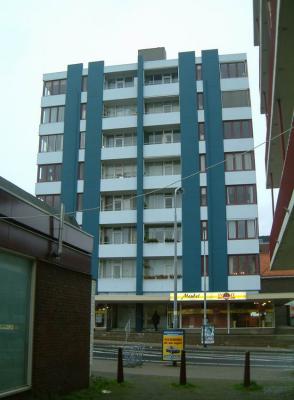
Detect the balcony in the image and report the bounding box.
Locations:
[144,175,181,190]
[99,244,136,258]
[143,278,182,293]
[101,146,137,160]
[144,112,180,127]
[102,115,137,130]
[227,239,259,254]
[98,278,136,293]
[144,82,179,98]
[144,242,182,257]
[103,85,137,102]
[100,210,137,225]
[144,143,180,159]
[144,208,181,224]
[100,177,136,192]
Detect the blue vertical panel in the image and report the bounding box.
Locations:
[179,52,201,291]
[82,61,104,280]
[61,64,83,213]
[136,55,144,294]
[202,50,228,291]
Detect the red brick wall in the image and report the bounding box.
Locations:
[32,261,92,395]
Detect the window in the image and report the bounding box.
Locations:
[228,255,259,275]
[100,227,136,244]
[99,259,136,278]
[80,132,86,149]
[226,185,257,205]
[199,154,206,172]
[101,195,136,211]
[80,104,87,120]
[104,76,134,89]
[144,225,181,243]
[220,62,247,78]
[225,152,255,171]
[38,194,61,210]
[103,132,136,147]
[103,104,136,117]
[144,129,180,145]
[223,120,253,139]
[200,187,207,206]
[76,193,83,211]
[222,90,251,108]
[82,76,87,92]
[78,162,84,180]
[144,160,181,176]
[39,134,63,152]
[145,100,179,114]
[0,251,33,395]
[145,71,178,85]
[227,220,257,239]
[201,220,208,240]
[102,162,136,179]
[201,255,209,276]
[196,64,202,81]
[37,164,62,182]
[144,192,181,209]
[41,106,65,123]
[144,258,182,279]
[198,123,205,141]
[197,93,204,110]
[43,79,67,96]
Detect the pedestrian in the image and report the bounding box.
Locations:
[151,310,160,331]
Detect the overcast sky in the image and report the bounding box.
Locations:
[0,0,276,234]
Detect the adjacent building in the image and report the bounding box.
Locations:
[36,47,266,332]
[253,0,294,271]
[0,177,93,397]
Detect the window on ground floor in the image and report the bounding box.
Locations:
[0,251,33,395]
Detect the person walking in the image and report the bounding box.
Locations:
[151,310,160,331]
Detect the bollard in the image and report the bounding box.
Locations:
[117,347,124,383]
[179,350,187,385]
[243,351,250,387]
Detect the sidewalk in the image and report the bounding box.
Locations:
[92,358,294,383]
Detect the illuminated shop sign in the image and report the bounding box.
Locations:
[170,292,247,301]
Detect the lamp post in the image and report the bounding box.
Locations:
[173,186,182,330]
[203,225,207,347]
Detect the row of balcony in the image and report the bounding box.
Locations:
[39,107,252,135]
[41,77,249,107]
[97,274,260,293]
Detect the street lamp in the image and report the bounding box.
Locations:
[173,186,182,330]
[202,225,208,347]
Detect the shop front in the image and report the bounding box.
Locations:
[95,292,293,332]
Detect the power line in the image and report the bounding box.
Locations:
[0,126,292,221]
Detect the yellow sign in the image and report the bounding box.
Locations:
[170,292,247,301]
[162,330,184,361]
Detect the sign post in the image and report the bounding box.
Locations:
[201,324,215,345]
[162,329,184,362]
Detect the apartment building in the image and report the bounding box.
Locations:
[36,47,267,332]
[253,0,294,271]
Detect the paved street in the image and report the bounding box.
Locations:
[93,342,294,370]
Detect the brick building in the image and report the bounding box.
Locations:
[0,177,93,397]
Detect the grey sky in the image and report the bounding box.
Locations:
[0,0,274,234]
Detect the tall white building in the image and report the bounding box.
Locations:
[36,48,267,332]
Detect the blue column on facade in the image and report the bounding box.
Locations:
[136,55,144,295]
[202,49,228,291]
[61,64,83,213]
[179,51,202,292]
[82,61,104,280]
